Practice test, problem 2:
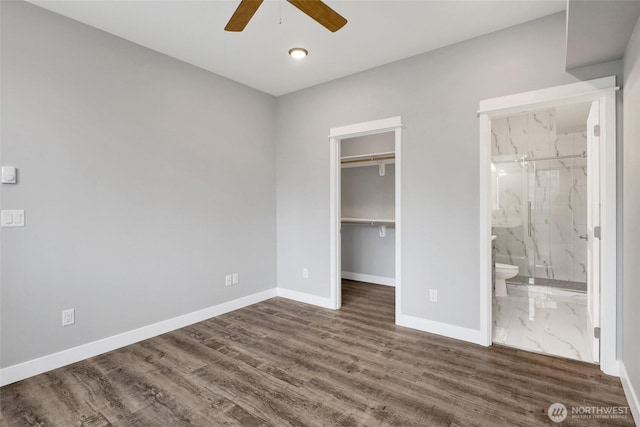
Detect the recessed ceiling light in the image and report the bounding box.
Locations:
[289,48,308,59]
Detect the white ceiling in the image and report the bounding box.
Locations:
[29,0,566,96]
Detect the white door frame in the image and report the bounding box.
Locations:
[478,76,619,376]
[587,101,601,363]
[329,116,403,321]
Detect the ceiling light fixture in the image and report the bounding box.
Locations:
[289,48,308,59]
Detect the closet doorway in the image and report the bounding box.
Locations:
[329,117,402,321]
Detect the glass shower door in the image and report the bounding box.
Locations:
[492,157,531,280]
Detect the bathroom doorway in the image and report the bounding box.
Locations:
[478,77,618,375]
[490,102,597,363]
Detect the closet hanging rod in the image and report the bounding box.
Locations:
[341,218,395,226]
[492,152,586,165]
[341,155,395,165]
[341,150,395,160]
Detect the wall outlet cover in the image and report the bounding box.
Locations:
[62,308,75,326]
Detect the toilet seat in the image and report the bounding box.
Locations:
[496,263,518,272]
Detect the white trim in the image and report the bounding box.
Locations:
[394,126,402,324]
[276,288,335,309]
[0,288,277,386]
[341,271,395,287]
[479,76,619,375]
[329,116,403,139]
[329,136,341,310]
[479,113,493,346]
[478,76,618,115]
[620,362,640,424]
[599,88,618,376]
[397,314,485,346]
[329,116,403,315]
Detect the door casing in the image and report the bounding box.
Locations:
[587,100,601,364]
[329,116,403,321]
[478,76,619,376]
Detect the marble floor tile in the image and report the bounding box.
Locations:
[492,284,594,363]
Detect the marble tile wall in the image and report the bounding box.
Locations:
[491,110,587,283]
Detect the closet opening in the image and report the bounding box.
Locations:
[329,116,402,322]
[340,132,396,313]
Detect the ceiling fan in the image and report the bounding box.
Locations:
[225,0,347,32]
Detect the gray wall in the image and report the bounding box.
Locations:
[341,162,395,280]
[341,132,395,157]
[341,164,395,219]
[275,12,622,330]
[623,15,640,410]
[1,1,630,374]
[0,1,276,367]
[341,226,395,279]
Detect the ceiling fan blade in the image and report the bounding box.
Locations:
[225,0,264,32]
[287,0,347,32]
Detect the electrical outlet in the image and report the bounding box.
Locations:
[62,308,75,326]
[232,273,239,284]
[225,274,232,286]
[429,289,438,303]
[302,268,309,279]
[528,277,535,285]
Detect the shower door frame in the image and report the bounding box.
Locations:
[478,76,619,376]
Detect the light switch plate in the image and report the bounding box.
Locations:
[1,210,25,227]
[1,166,17,184]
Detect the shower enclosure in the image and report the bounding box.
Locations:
[491,110,588,289]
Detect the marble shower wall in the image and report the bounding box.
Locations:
[491,110,587,283]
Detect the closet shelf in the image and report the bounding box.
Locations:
[341,151,395,168]
[341,218,395,227]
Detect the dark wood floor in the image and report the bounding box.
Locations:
[0,281,633,426]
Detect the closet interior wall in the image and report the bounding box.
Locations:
[341,132,396,286]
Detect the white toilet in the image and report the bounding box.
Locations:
[495,263,518,297]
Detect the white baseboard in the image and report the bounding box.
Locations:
[277,288,335,309]
[397,314,486,346]
[0,288,277,387]
[342,271,395,287]
[620,361,640,425]
[604,358,620,377]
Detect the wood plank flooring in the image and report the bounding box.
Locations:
[0,281,633,426]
